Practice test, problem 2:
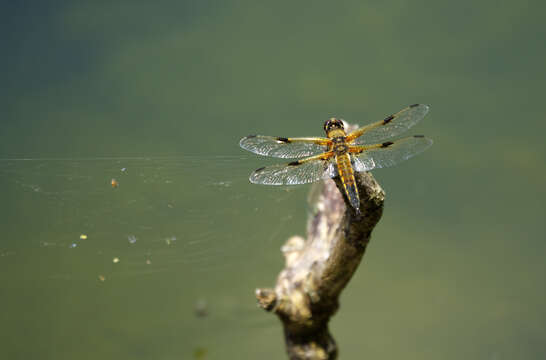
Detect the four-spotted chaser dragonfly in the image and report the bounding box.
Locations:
[239,104,433,214]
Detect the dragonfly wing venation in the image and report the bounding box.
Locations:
[352,136,433,170]
[351,154,375,172]
[351,104,430,145]
[250,158,336,185]
[240,135,328,158]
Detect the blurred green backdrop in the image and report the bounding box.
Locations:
[1,1,545,359]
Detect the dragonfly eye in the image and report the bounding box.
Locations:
[324,118,344,133]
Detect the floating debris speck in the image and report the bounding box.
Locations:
[128,235,137,244]
[98,275,106,282]
[121,167,127,172]
[211,181,232,187]
[165,236,177,246]
[79,234,88,240]
[69,243,78,249]
[194,299,208,318]
[193,347,208,359]
[112,257,120,263]
[111,178,119,188]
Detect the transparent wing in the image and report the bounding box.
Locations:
[351,154,375,172]
[239,135,329,159]
[350,135,433,170]
[348,104,430,145]
[249,157,336,185]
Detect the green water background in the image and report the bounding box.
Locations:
[1,1,545,359]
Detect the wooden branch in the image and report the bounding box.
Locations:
[256,172,385,360]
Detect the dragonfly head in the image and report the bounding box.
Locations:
[324,117,345,134]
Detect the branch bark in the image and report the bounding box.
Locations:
[255,172,385,360]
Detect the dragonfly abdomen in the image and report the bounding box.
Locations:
[336,153,360,213]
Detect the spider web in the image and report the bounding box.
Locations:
[0,155,302,278]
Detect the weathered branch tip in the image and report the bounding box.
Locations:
[255,171,385,360]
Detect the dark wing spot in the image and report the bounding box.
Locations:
[383,115,394,124]
[410,103,419,108]
[276,137,290,143]
[413,135,425,138]
[288,161,301,166]
[255,166,266,172]
[247,135,257,138]
[381,141,394,148]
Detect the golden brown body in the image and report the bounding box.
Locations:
[326,125,361,213]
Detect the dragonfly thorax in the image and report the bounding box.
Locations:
[328,135,347,154]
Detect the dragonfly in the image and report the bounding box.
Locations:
[239,104,433,214]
